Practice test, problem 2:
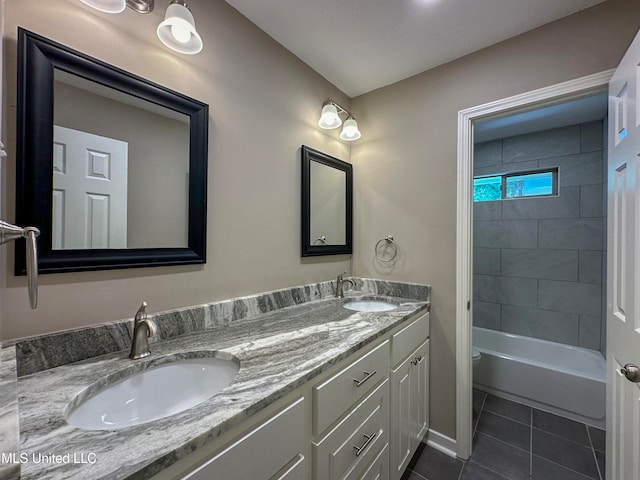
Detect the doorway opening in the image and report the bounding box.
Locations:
[456,70,613,460]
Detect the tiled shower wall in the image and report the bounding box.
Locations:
[473,121,606,352]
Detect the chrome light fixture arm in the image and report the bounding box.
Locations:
[0,220,40,309]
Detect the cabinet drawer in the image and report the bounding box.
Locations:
[272,454,305,480]
[351,443,389,480]
[314,340,390,434]
[391,313,429,368]
[314,379,389,480]
[183,397,305,480]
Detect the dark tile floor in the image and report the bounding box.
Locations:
[401,390,606,480]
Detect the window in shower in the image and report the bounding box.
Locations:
[474,168,558,202]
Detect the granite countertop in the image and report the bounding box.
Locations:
[0,347,20,480]
[17,293,429,480]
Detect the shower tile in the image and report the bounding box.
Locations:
[578,251,602,284]
[482,394,531,425]
[502,125,580,163]
[501,186,579,220]
[532,429,599,478]
[476,411,530,450]
[475,221,500,248]
[533,410,591,446]
[579,314,602,350]
[501,248,578,281]
[474,248,501,275]
[475,140,503,169]
[532,455,596,480]
[580,121,603,153]
[474,160,538,178]
[498,220,538,248]
[474,201,502,220]
[474,275,537,307]
[539,151,603,187]
[538,281,601,315]
[538,218,603,250]
[580,184,604,218]
[471,433,530,480]
[501,305,579,345]
[473,301,501,330]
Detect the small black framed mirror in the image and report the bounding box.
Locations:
[301,145,352,256]
[15,28,209,274]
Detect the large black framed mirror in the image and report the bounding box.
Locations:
[301,145,352,256]
[15,28,209,274]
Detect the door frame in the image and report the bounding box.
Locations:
[455,69,614,459]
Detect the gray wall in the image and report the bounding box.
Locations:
[2,0,352,340]
[473,121,605,352]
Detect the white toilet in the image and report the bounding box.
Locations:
[472,347,481,367]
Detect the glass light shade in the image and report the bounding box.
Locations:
[157,3,203,54]
[80,0,126,13]
[318,103,342,129]
[339,117,361,141]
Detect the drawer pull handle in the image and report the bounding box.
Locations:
[353,370,376,387]
[354,432,377,457]
[411,358,418,366]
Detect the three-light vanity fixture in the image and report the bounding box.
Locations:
[80,0,203,54]
[318,99,362,141]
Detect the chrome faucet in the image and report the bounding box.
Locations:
[129,302,157,360]
[336,272,356,298]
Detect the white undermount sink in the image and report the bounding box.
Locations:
[343,299,398,312]
[66,356,239,430]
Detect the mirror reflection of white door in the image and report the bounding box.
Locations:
[52,126,128,249]
[607,30,640,480]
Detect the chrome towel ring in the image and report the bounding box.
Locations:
[375,235,398,263]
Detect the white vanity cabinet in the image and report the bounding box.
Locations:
[389,313,430,480]
[312,341,390,480]
[154,309,430,480]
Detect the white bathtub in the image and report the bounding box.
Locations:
[473,326,606,429]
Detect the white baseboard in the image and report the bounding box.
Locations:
[425,429,457,458]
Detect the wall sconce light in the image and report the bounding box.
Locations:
[79,0,202,54]
[317,98,361,141]
[157,0,203,55]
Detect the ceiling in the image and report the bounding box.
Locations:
[474,92,608,143]
[225,0,606,97]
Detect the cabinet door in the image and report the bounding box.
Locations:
[389,340,429,480]
[410,340,429,446]
[389,352,413,480]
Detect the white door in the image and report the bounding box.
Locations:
[607,30,640,480]
[52,126,128,249]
